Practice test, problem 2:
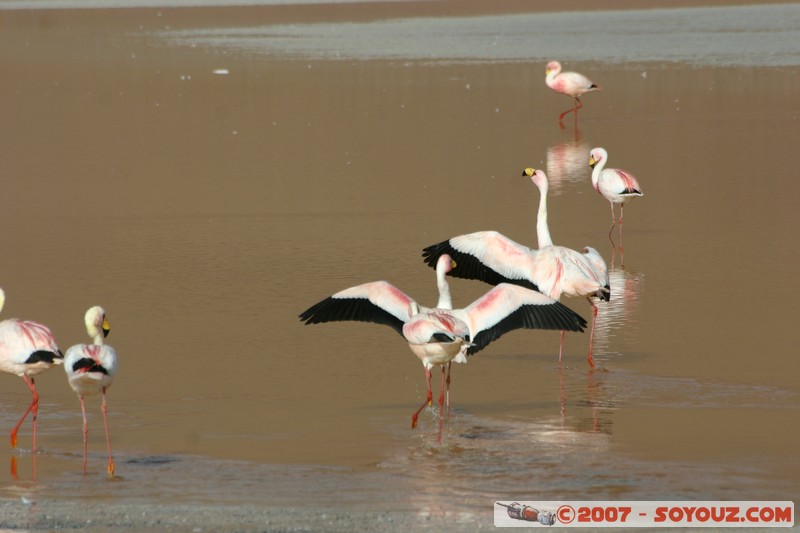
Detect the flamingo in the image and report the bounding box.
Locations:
[413,253,459,410]
[589,147,643,254]
[0,288,64,451]
[304,255,464,428]
[421,169,609,367]
[427,253,456,407]
[545,60,600,127]
[64,306,117,476]
[525,168,609,366]
[299,255,587,428]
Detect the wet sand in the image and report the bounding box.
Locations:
[3,500,474,532]
[1,1,799,530]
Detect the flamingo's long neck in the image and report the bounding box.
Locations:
[545,71,557,89]
[545,66,561,90]
[436,266,453,309]
[88,324,105,346]
[590,156,605,191]
[536,178,554,248]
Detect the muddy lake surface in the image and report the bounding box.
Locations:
[0,1,798,530]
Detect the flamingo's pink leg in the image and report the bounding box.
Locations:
[411,368,433,429]
[10,376,38,450]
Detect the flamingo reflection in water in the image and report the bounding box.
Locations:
[546,139,590,195]
[590,268,645,360]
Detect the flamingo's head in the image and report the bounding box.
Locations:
[545,60,561,76]
[85,306,110,343]
[589,147,607,168]
[522,168,548,190]
[436,254,456,275]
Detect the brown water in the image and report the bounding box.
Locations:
[1,1,799,526]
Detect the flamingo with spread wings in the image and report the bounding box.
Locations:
[299,255,587,427]
[421,170,608,367]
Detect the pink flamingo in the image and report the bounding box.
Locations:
[299,255,587,428]
[64,306,117,477]
[421,169,609,367]
[545,60,600,127]
[589,147,644,258]
[0,288,64,452]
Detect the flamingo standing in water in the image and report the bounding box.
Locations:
[64,306,117,476]
[299,255,587,428]
[0,288,63,452]
[589,147,644,256]
[545,60,600,127]
[421,170,609,367]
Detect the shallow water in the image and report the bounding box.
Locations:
[1,1,799,527]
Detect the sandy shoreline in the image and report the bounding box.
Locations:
[5,1,798,66]
[2,0,798,27]
[0,500,488,532]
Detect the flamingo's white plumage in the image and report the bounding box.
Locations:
[299,255,587,427]
[589,147,643,249]
[545,60,600,126]
[64,306,117,476]
[0,288,64,450]
[421,170,609,367]
[525,168,609,366]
